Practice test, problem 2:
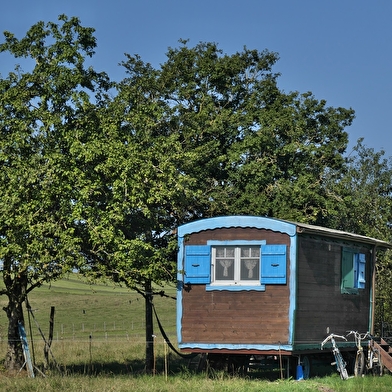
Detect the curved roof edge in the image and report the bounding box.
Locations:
[178,216,297,237]
[178,216,392,249]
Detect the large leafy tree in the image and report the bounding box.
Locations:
[79,41,357,371]
[88,44,282,370]
[71,43,288,372]
[155,41,355,223]
[158,41,283,218]
[0,15,110,370]
[226,91,354,223]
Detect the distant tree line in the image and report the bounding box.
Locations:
[0,15,391,371]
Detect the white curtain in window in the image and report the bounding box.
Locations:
[244,260,257,279]
[219,260,233,277]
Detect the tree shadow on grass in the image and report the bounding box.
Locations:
[41,354,329,380]
[47,354,189,377]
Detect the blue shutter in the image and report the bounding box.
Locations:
[356,253,366,289]
[184,245,211,284]
[261,244,287,284]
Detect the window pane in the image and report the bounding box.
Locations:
[216,247,225,257]
[251,247,260,258]
[226,247,235,257]
[241,259,260,280]
[341,249,354,290]
[241,248,250,257]
[216,258,234,280]
[240,247,260,280]
[240,247,260,257]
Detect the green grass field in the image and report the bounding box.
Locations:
[0,274,391,391]
[0,274,178,373]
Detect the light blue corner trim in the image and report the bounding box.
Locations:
[178,343,293,352]
[288,233,297,345]
[178,216,297,237]
[177,235,185,344]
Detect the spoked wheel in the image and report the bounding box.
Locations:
[301,355,312,379]
[354,351,365,377]
[371,350,383,376]
[336,354,349,380]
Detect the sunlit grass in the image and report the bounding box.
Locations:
[0,373,391,392]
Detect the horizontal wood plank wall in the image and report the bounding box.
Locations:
[295,236,371,344]
[181,227,290,345]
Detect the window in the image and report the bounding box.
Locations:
[183,242,287,291]
[213,246,261,284]
[341,248,366,294]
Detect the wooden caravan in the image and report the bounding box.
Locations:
[176,216,391,373]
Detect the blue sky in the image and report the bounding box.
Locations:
[1,0,391,158]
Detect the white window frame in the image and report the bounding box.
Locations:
[207,240,266,290]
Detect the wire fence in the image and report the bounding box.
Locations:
[0,319,180,374]
[31,320,150,341]
[0,320,177,343]
[0,281,179,371]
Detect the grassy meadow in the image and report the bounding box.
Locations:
[0,274,391,391]
[0,274,178,374]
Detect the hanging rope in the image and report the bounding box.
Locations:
[131,285,198,359]
[152,303,198,359]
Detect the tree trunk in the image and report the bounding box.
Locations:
[2,268,28,371]
[4,294,25,371]
[145,280,154,374]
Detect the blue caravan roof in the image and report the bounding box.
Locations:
[178,216,391,249]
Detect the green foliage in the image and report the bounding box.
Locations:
[324,139,392,238]
[74,39,356,293]
[147,41,355,223]
[158,42,283,218]
[0,14,110,292]
[225,91,354,222]
[0,14,110,368]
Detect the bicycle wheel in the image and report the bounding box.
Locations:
[336,353,349,380]
[354,351,365,377]
[301,355,311,379]
[372,349,383,376]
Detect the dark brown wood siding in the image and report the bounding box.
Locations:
[181,227,291,345]
[295,236,372,345]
